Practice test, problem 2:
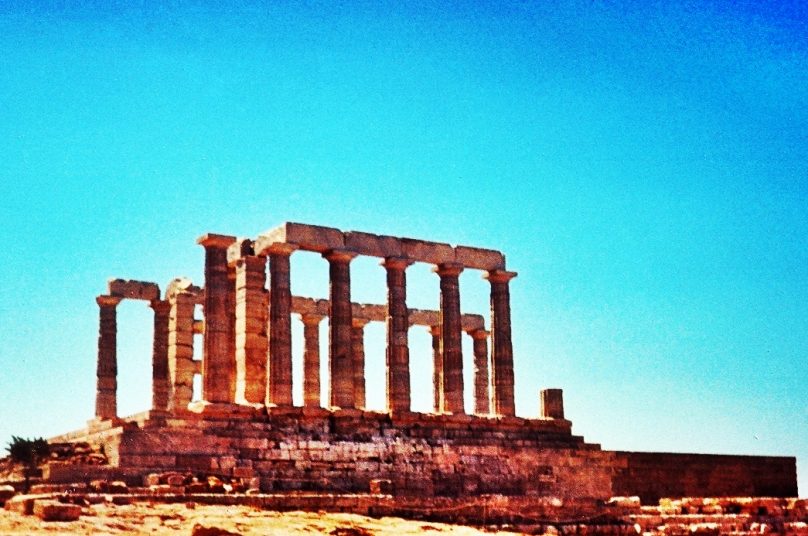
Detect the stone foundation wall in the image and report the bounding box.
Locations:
[61,410,618,499]
[611,451,798,504]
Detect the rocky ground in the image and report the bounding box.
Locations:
[0,501,525,535]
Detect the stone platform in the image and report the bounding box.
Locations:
[50,408,617,499]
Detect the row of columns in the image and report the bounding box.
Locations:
[94,235,517,420]
[199,235,517,416]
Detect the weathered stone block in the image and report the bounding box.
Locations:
[33,500,82,521]
[401,237,456,265]
[257,222,344,253]
[454,245,505,271]
[108,278,160,301]
[0,485,15,506]
[344,231,403,258]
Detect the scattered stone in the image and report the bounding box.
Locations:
[32,499,82,521]
[0,484,15,505]
[190,523,243,536]
[4,494,50,515]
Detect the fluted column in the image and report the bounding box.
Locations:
[436,262,465,414]
[266,243,298,406]
[197,234,237,404]
[468,328,490,415]
[351,318,368,409]
[383,257,412,413]
[167,291,196,411]
[95,295,122,420]
[301,314,323,407]
[150,299,171,412]
[324,248,357,409]
[429,325,441,413]
[485,269,517,417]
[234,255,268,404]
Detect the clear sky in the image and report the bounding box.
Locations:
[1,1,806,495]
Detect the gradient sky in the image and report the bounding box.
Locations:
[1,1,806,494]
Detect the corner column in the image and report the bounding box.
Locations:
[435,262,465,414]
[324,248,357,409]
[234,255,268,405]
[467,329,490,415]
[485,269,518,417]
[150,299,171,412]
[197,234,237,404]
[429,325,441,413]
[383,257,412,413]
[95,295,122,421]
[167,290,196,411]
[301,314,324,407]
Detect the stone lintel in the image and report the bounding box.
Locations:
[484,269,518,283]
[345,231,403,258]
[260,222,344,253]
[107,279,160,302]
[196,233,237,249]
[96,295,123,307]
[226,238,254,264]
[402,238,456,265]
[454,245,506,271]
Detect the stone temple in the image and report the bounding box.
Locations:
[49,222,797,505]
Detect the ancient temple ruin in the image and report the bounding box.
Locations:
[51,222,797,503]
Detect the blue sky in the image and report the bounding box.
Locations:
[1,1,806,494]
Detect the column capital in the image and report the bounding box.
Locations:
[428,324,441,336]
[434,262,464,277]
[466,328,490,340]
[352,318,370,329]
[381,256,413,271]
[255,241,299,257]
[96,295,123,308]
[197,233,237,249]
[235,255,268,270]
[323,248,358,264]
[484,269,518,283]
[149,299,171,314]
[300,313,325,326]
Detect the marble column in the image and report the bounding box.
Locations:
[436,263,465,414]
[324,248,357,409]
[197,234,237,404]
[234,255,268,405]
[267,243,297,406]
[468,329,490,416]
[167,291,196,411]
[383,257,412,413]
[301,314,323,407]
[95,295,122,421]
[485,269,518,417]
[226,258,237,401]
[429,325,441,413]
[150,299,171,412]
[351,318,368,409]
